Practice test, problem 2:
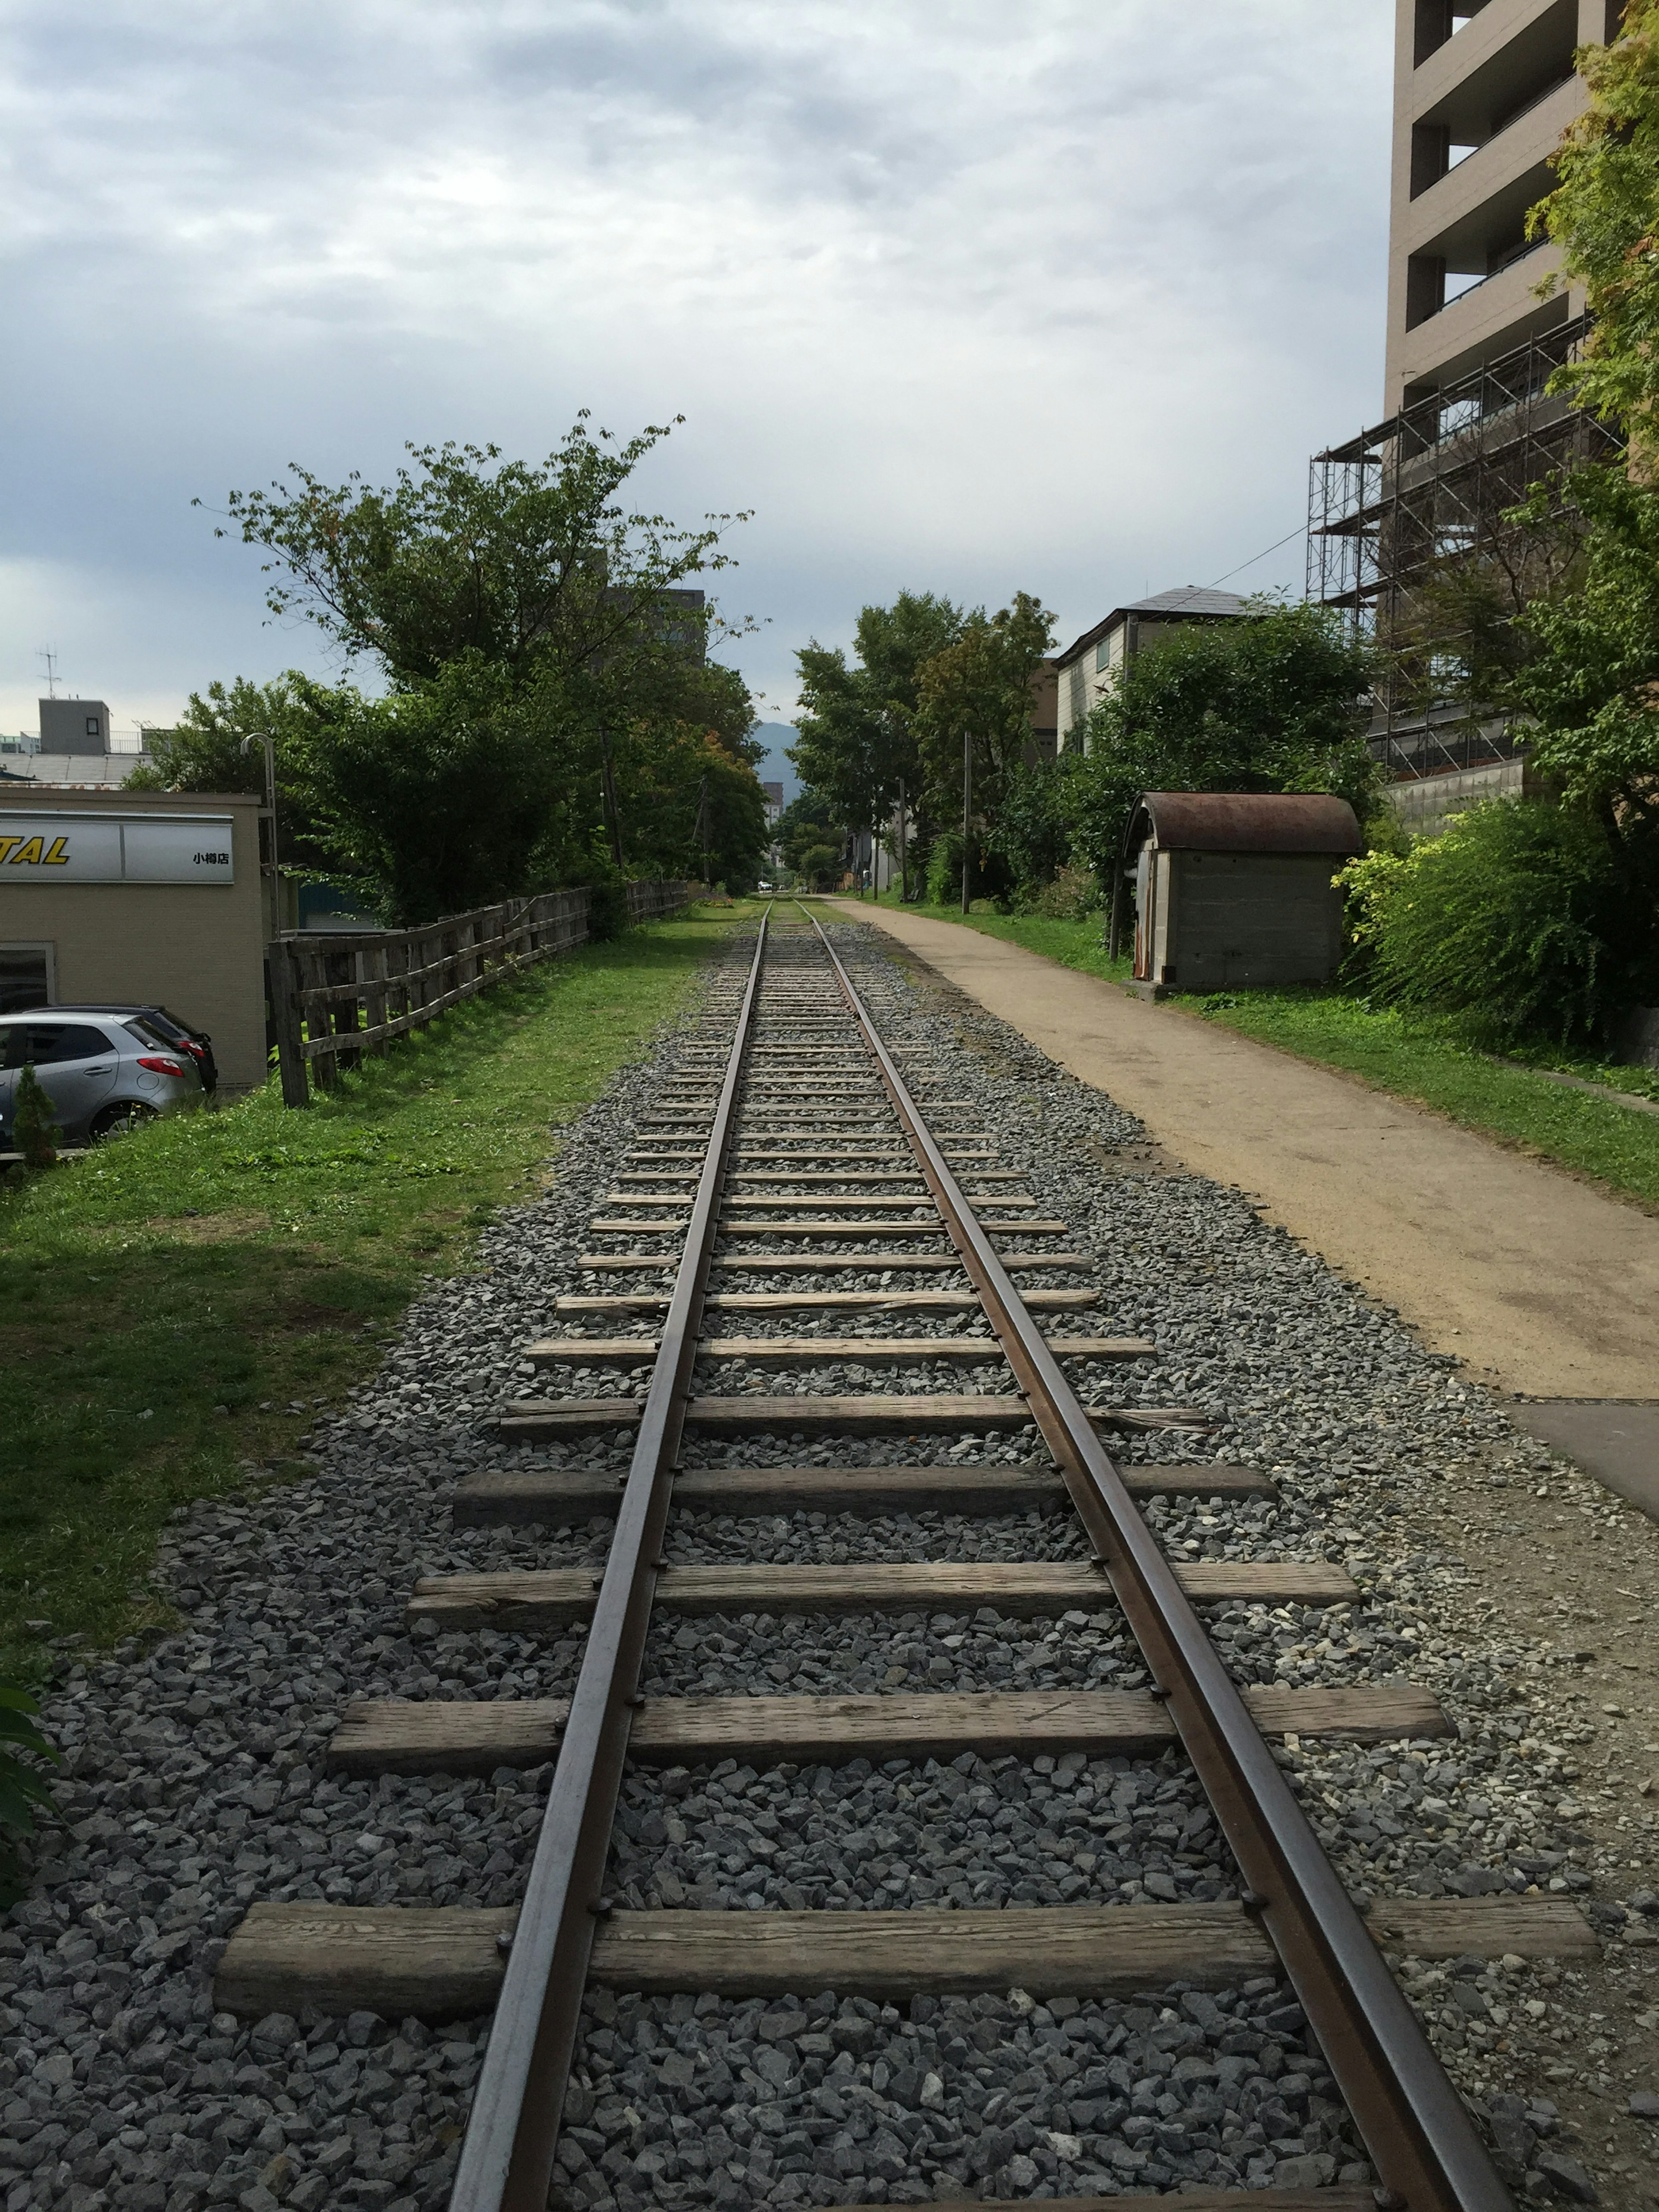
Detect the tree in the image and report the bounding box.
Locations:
[912,591,1055,821]
[125,676,297,798]
[213,422,746,700]
[278,658,570,925]
[1063,600,1381,882]
[791,592,964,889]
[1510,466,1659,865]
[776,791,843,880]
[11,1065,60,1170]
[1529,1,1659,444]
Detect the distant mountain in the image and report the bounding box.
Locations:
[751,722,801,803]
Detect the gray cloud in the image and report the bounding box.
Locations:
[0,0,1392,729]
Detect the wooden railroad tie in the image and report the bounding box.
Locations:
[605,1194,1042,1211]
[492,1394,1213,1440]
[214,1894,1596,2024]
[452,1459,1271,1527]
[522,1335,1155,1367]
[329,1682,1453,1777]
[404,1557,1357,1631]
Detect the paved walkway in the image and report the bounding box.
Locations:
[830,902,1659,1403]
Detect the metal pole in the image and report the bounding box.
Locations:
[241,732,279,938]
[960,730,971,914]
[897,776,907,904]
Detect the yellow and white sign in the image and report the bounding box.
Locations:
[0,812,235,885]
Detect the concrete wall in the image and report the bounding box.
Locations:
[0,788,269,1090]
[1150,852,1345,990]
[1388,755,1524,832]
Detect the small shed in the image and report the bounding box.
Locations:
[1112,791,1362,994]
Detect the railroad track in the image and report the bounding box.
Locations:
[209,905,1593,2212]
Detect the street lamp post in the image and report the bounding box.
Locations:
[241,732,280,936]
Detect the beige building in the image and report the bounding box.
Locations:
[0,787,270,1091]
[1387,0,1620,412]
[1053,589,1249,753]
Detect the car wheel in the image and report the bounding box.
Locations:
[91,1101,159,1141]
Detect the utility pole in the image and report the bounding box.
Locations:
[897,777,907,904]
[693,771,711,890]
[961,730,972,915]
[597,728,625,872]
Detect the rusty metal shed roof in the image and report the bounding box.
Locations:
[1128,791,1363,856]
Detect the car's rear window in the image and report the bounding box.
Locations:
[1,1022,115,1068]
[122,1017,173,1049]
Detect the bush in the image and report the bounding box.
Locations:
[12,1065,59,1170]
[1027,862,1102,919]
[797,842,842,891]
[1340,798,1653,1045]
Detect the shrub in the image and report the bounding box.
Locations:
[1028,863,1102,919]
[797,843,842,891]
[1340,798,1651,1044]
[12,1065,59,1170]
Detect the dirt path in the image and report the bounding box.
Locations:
[830,901,1659,1401]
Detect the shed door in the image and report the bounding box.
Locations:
[1132,845,1153,978]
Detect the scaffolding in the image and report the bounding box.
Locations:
[1308,313,1624,780]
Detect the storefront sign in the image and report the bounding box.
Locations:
[0,812,235,885]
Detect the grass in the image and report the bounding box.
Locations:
[852,891,1132,982]
[836,892,1659,1211]
[0,906,746,1685]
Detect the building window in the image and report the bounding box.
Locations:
[0,944,53,1014]
[85,717,101,738]
[1067,663,1086,731]
[1094,633,1114,673]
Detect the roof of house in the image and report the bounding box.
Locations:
[1125,791,1363,857]
[1054,586,1252,670]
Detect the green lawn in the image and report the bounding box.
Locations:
[0,907,743,1683]
[836,893,1659,1211]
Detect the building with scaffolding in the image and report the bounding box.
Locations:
[1309,1,1625,805]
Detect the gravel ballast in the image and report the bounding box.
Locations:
[3,915,1652,2209]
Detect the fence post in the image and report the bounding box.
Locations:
[270,941,311,1108]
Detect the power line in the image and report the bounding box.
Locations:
[1207,522,1308,590]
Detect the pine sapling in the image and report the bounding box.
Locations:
[11,1063,60,1170]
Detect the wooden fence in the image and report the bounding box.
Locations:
[267,881,696,1106]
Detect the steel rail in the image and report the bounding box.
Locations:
[448,906,772,2212]
[803,904,1511,2212]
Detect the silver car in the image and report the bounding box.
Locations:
[0,1010,203,1146]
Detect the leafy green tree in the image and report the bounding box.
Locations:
[282,658,569,924]
[1530,1,1659,442]
[213,422,744,698]
[125,676,297,797]
[1063,600,1381,882]
[912,591,1055,823]
[1510,466,1659,864]
[797,842,843,891]
[776,791,843,876]
[792,592,963,889]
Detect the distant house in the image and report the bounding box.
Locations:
[1054,588,1250,753]
[762,780,785,828]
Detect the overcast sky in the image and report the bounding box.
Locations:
[1,0,1395,738]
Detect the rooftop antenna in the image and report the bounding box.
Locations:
[38,648,60,699]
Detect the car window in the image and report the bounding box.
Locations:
[1,1022,116,1068]
[122,1017,173,1048]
